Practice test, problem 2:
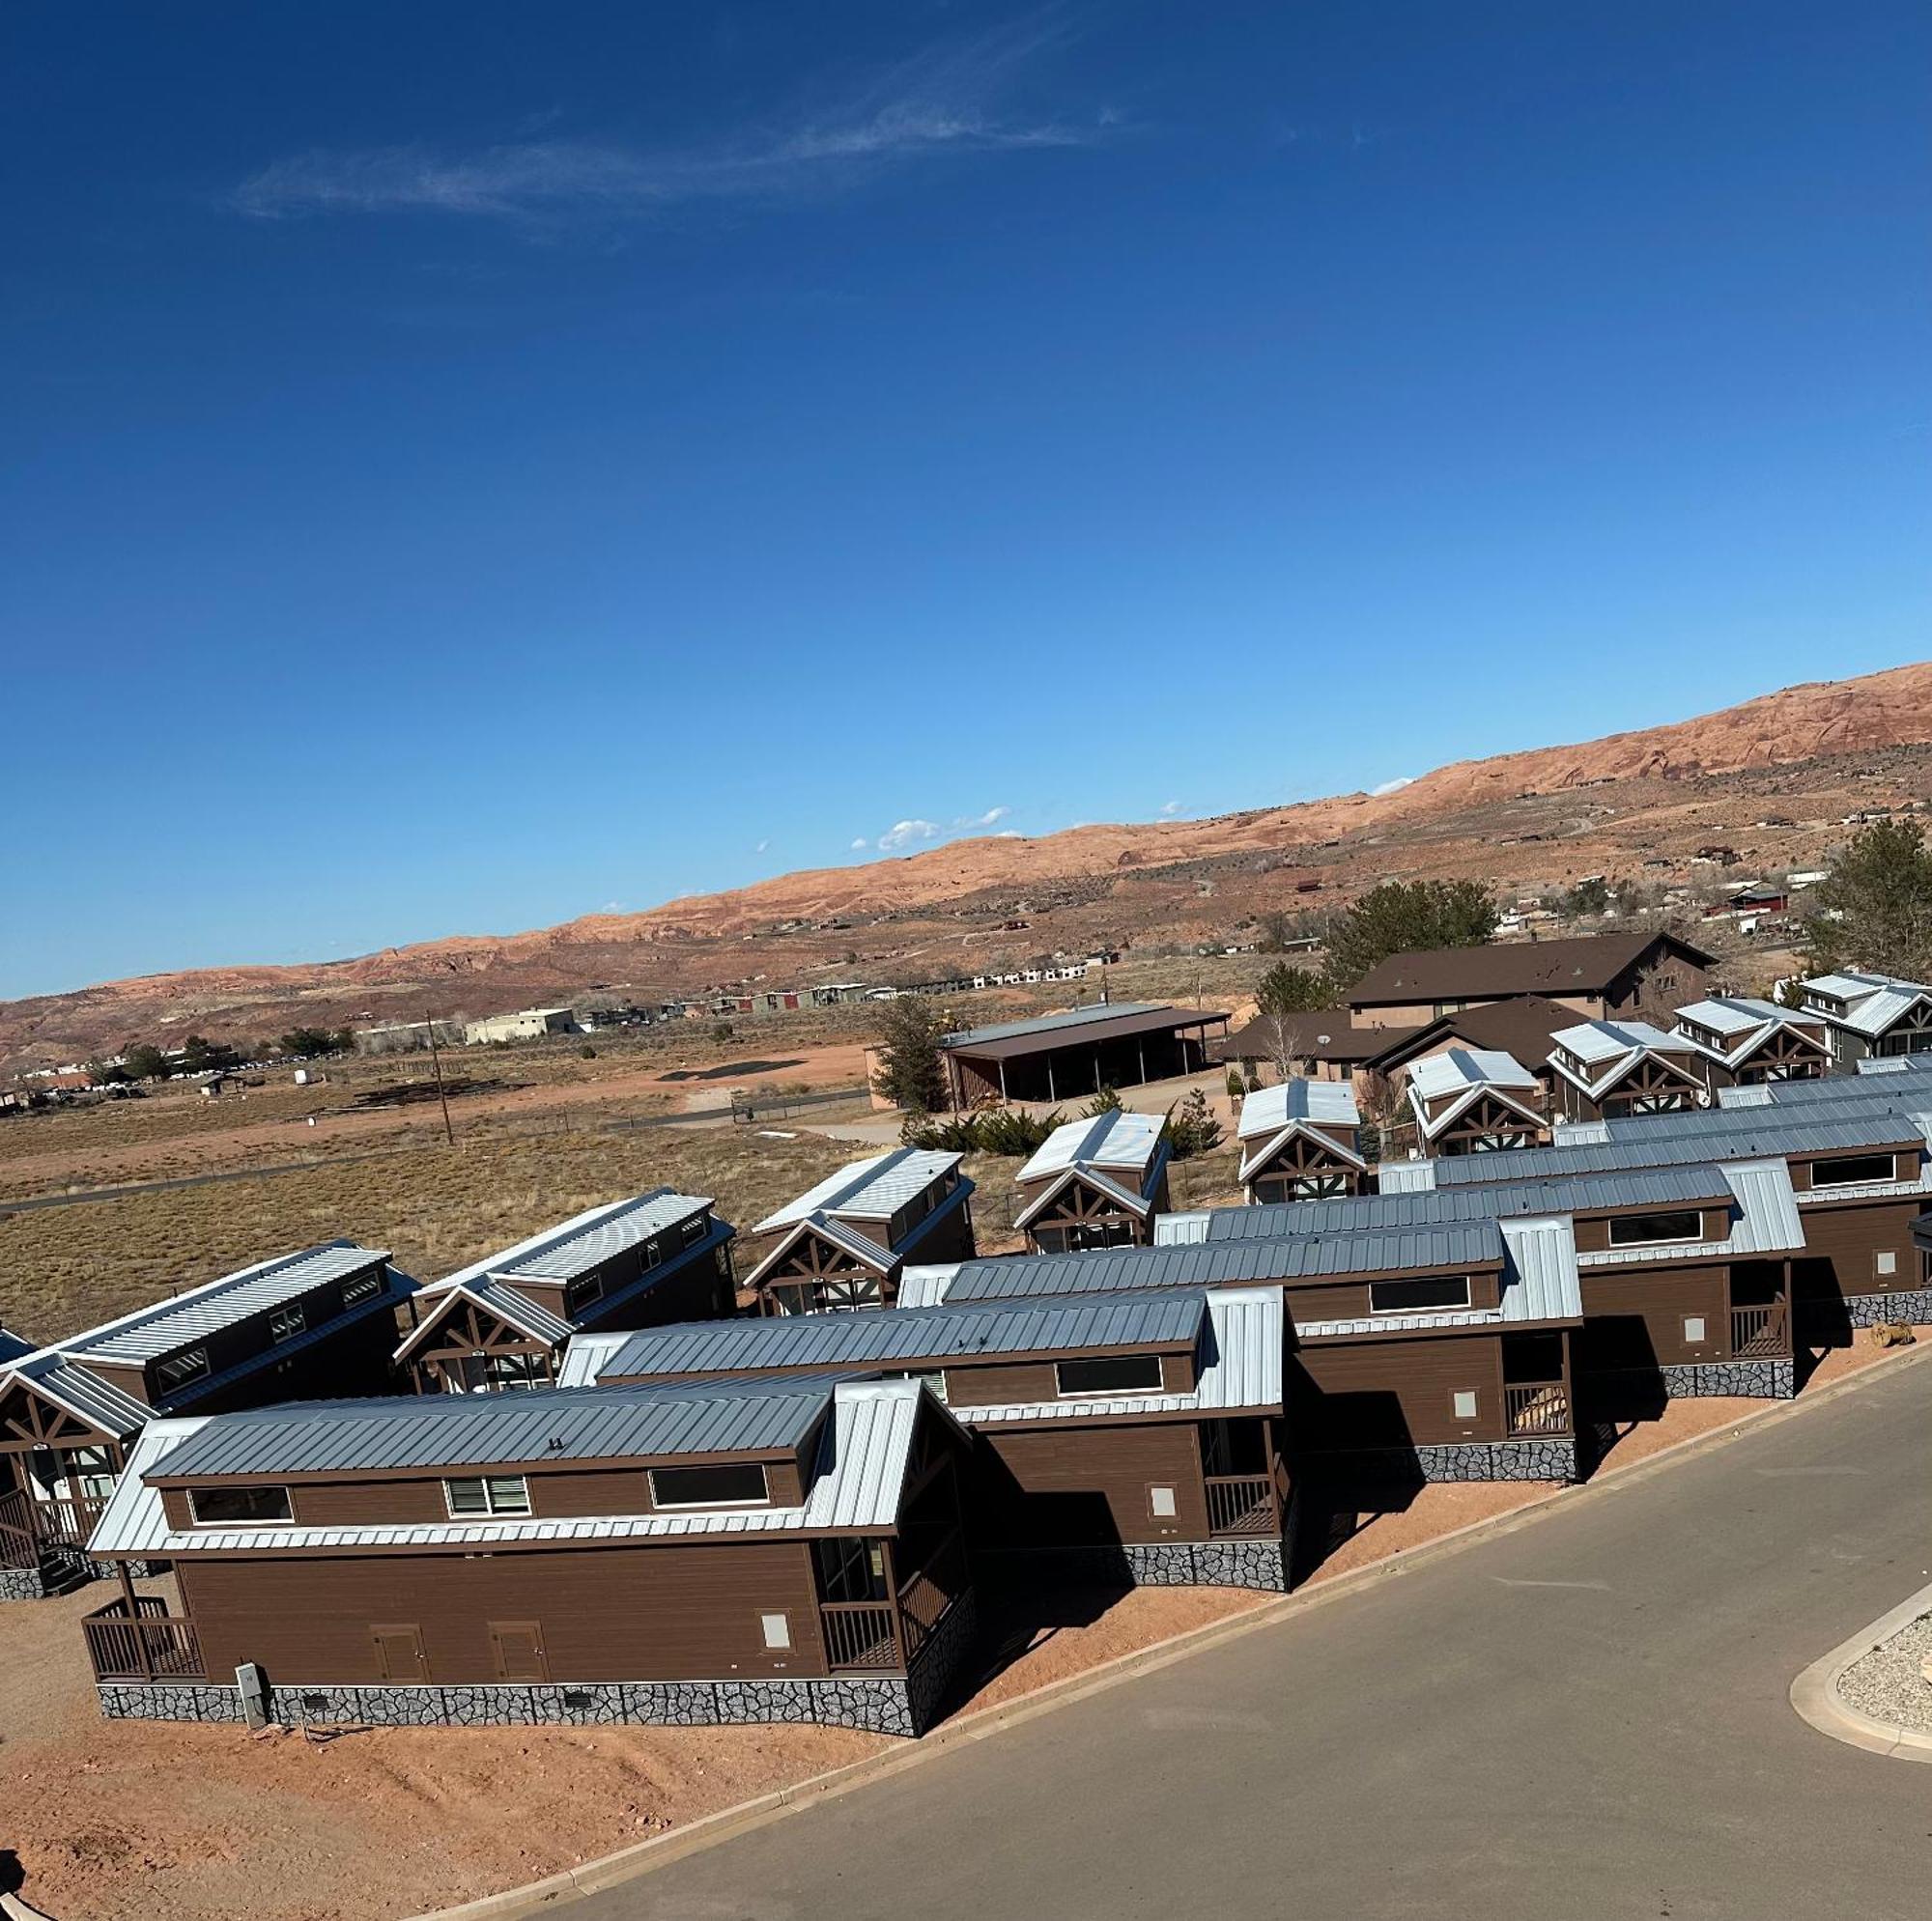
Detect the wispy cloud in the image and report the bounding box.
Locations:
[233,17,1102,226]
[874,818,942,852]
[1157,799,1182,818]
[754,837,771,854]
[1368,775,1416,798]
[952,805,1011,830]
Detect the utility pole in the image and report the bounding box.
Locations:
[424,1011,455,1145]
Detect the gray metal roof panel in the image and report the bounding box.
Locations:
[69,1243,395,1365]
[941,1002,1169,1048]
[147,1375,846,1480]
[596,1291,1208,1378]
[496,1191,715,1281]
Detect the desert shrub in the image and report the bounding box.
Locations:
[1162,1088,1224,1161]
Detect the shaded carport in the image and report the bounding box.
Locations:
[942,1003,1231,1108]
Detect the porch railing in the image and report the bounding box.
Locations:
[0,1486,106,1568]
[1505,1381,1572,1437]
[1205,1473,1278,1538]
[818,1601,899,1673]
[82,1596,204,1682]
[1730,1302,1788,1359]
[895,1530,967,1663]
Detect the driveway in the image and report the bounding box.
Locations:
[588,1352,1932,1921]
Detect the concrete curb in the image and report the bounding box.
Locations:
[405,1335,1932,1921]
[1789,1577,1932,1764]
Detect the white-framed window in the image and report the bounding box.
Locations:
[649,1462,770,1509]
[1808,1152,1896,1188]
[155,1346,211,1389]
[1054,1354,1164,1397]
[1683,1315,1707,1343]
[188,1484,294,1526]
[761,1612,792,1651]
[1876,1250,1898,1277]
[1149,1484,1178,1518]
[444,1475,532,1517]
[1369,1275,1472,1314]
[1452,1390,1478,1422]
[1606,1210,1705,1249]
[682,1217,706,1245]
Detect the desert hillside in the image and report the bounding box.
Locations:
[5,662,1928,1072]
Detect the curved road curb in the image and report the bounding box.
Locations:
[408,1337,1932,1921]
[1790,1578,1932,1764]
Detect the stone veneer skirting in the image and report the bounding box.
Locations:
[1842,1288,1932,1328]
[99,1591,980,1740]
[986,1537,1289,1593]
[1322,1437,1580,1486]
[0,1552,153,1602]
[1660,1358,1795,1399]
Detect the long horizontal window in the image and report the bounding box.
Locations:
[155,1347,211,1389]
[188,1484,293,1525]
[1054,1354,1165,1397]
[1606,1210,1706,1248]
[1368,1275,1472,1314]
[649,1462,770,1509]
[340,1270,384,1308]
[445,1475,532,1517]
[1808,1152,1896,1188]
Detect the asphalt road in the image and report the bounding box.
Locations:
[590,1353,1932,1921]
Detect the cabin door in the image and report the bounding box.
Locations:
[490,1621,549,1682]
[372,1624,429,1682]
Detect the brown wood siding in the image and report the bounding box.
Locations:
[940,1350,1193,1409]
[1278,1267,1502,1322]
[174,1538,827,1684]
[975,1422,1208,1546]
[1571,1207,1727,1255]
[1291,1333,1506,1448]
[1789,1147,1921,1194]
[1791,1197,1921,1298]
[1575,1261,1730,1369]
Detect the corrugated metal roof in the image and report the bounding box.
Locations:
[148,1375,846,1480]
[1187,1164,1734,1240]
[1676,995,1793,1037]
[936,1221,1505,1304]
[1374,1159,1439,1193]
[1018,1108,1166,1180]
[6,1350,153,1439]
[755,1148,962,1230]
[71,1243,395,1365]
[1498,1217,1582,1321]
[942,1002,1168,1048]
[496,1191,715,1282]
[1198,1288,1282,1409]
[589,1291,1208,1378]
[91,1379,934,1558]
[1407,1048,1541,1100]
[895,1264,961,1309]
[1236,1079,1360,1141]
[0,1325,33,1368]
[1550,1018,1688,1065]
[391,1278,577,1369]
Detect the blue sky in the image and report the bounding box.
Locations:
[5,3,1928,999]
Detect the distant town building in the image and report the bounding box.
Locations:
[462,1007,577,1047]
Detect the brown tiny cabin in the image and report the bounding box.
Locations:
[1548,1020,1711,1121]
[1235,1079,1368,1203]
[393,1191,734,1394]
[83,1375,977,1737]
[1672,998,1828,1088]
[742,1149,975,1314]
[0,1244,413,1600]
[1012,1109,1173,1251]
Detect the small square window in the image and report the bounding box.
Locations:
[1876,1251,1898,1277]
[1452,1391,1478,1422]
[760,1612,791,1651]
[1149,1485,1177,1518]
[1684,1315,1707,1343]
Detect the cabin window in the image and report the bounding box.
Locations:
[1148,1484,1178,1518]
[340,1271,384,1308]
[1368,1275,1471,1314]
[644,1240,663,1270]
[269,1303,307,1343]
[66,1447,119,1502]
[760,1612,792,1651]
[649,1462,770,1509]
[188,1484,294,1525]
[1054,1354,1165,1397]
[155,1347,211,1389]
[682,1217,706,1245]
[1683,1315,1707,1343]
[444,1476,532,1517]
[1876,1251,1898,1277]
[1452,1391,1479,1421]
[1808,1153,1896,1188]
[565,1272,606,1314]
[1606,1210,1705,1249]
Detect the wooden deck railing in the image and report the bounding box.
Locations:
[1205,1473,1279,1538]
[82,1596,204,1682]
[1504,1381,1572,1437]
[0,1487,106,1568]
[0,1487,38,1569]
[1730,1302,1788,1358]
[895,1530,967,1663]
[818,1601,899,1672]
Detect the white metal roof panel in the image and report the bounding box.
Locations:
[1497,1217,1582,1322]
[495,1191,715,1282]
[1018,1108,1166,1180]
[1407,1048,1541,1100]
[754,1148,962,1231]
[1236,1079,1360,1141]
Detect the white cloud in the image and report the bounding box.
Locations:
[596,900,631,914]
[754,838,771,854]
[1369,776,1416,797]
[952,805,1011,830]
[850,837,869,852]
[1157,799,1182,818]
[875,818,941,853]
[233,21,1101,225]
